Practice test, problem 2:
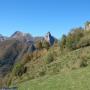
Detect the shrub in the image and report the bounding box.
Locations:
[39,71,46,76]
[13,63,22,74]
[23,54,33,64]
[53,39,58,47]
[45,51,54,64]
[36,41,43,50]
[66,28,84,50]
[16,66,27,77]
[80,59,88,67]
[59,28,84,51]
[42,40,50,50]
[77,35,90,48]
[13,63,27,77]
[59,34,66,50]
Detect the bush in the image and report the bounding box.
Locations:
[65,28,84,50]
[13,63,27,77]
[39,71,46,76]
[59,34,66,50]
[77,35,90,48]
[36,41,43,50]
[42,40,50,50]
[13,63,22,74]
[80,59,88,67]
[45,51,54,64]
[23,54,33,64]
[59,28,84,51]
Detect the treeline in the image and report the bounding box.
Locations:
[59,27,90,51]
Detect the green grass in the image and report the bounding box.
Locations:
[13,46,90,90]
[18,65,90,90]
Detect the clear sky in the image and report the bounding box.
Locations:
[0,0,90,38]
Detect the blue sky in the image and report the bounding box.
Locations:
[0,0,90,38]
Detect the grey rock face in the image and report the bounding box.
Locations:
[44,32,55,45]
[85,21,90,30]
[85,24,90,30]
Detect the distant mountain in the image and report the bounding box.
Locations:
[11,31,46,44]
[0,34,7,42]
[0,31,56,79]
[11,31,34,42]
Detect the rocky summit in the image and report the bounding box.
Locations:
[44,32,55,45]
[11,31,34,42]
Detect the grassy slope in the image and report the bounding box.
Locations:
[17,46,90,90]
[18,66,90,90]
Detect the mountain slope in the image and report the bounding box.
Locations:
[0,34,7,42]
[0,31,56,87]
[18,65,90,90]
[0,39,24,77]
[17,48,89,90]
[12,45,90,90]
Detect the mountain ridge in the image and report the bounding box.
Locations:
[0,31,56,83]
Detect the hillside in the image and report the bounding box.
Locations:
[16,46,90,90]
[0,31,56,87]
[9,24,90,90]
[18,65,90,90]
[0,0,90,89]
[0,22,90,89]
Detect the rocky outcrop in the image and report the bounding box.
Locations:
[85,21,90,30]
[44,32,55,45]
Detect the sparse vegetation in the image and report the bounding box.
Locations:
[39,70,46,77]
[42,40,50,50]
[59,28,84,51]
[44,50,55,64]
[78,35,90,48]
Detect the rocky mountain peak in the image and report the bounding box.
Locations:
[44,32,55,45]
[11,31,26,38]
[47,32,51,37]
[11,31,33,42]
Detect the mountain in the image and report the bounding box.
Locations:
[0,22,90,89]
[11,31,56,45]
[11,31,34,42]
[11,31,46,44]
[11,28,90,90]
[0,34,7,42]
[0,31,56,87]
[44,32,55,45]
[0,39,23,77]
